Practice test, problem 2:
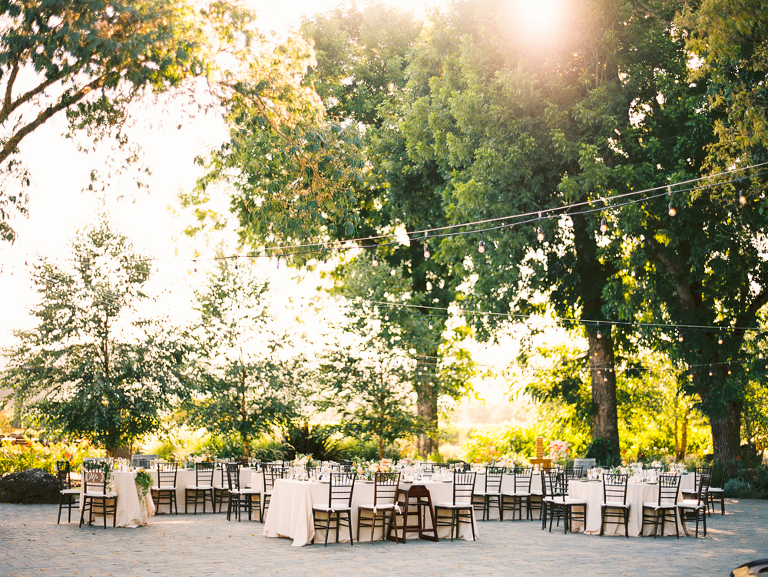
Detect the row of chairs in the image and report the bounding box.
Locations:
[469,466,714,538]
[309,471,479,546]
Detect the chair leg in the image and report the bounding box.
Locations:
[624,509,629,538]
[347,511,354,546]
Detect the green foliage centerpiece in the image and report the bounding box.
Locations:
[134,468,154,499]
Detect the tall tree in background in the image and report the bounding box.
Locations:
[0,216,191,455]
[182,260,308,459]
[303,4,473,456]
[0,0,228,242]
[321,337,424,459]
[606,0,768,462]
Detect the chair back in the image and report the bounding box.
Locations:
[221,462,240,489]
[544,470,566,498]
[694,466,713,492]
[328,472,356,507]
[156,462,178,487]
[513,467,532,493]
[373,472,400,506]
[565,466,583,479]
[225,463,241,491]
[263,466,287,491]
[195,462,215,487]
[452,471,476,505]
[656,473,681,505]
[56,460,72,490]
[82,461,109,494]
[603,473,628,505]
[484,466,504,493]
[697,474,711,505]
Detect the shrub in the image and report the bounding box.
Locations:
[282,423,343,462]
[585,437,621,467]
[725,478,756,498]
[0,440,104,475]
[460,425,537,463]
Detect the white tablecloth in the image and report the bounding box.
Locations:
[155,467,264,514]
[567,479,688,536]
[79,471,155,528]
[263,479,478,546]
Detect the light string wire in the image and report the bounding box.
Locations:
[1,162,765,270]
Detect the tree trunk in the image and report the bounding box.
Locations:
[416,380,438,458]
[378,436,384,460]
[677,410,689,461]
[587,328,620,458]
[709,400,742,463]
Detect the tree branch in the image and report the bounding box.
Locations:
[0,73,110,166]
[0,69,68,126]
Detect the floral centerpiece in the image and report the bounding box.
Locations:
[134,468,154,499]
[293,453,318,469]
[354,459,397,480]
[548,440,569,466]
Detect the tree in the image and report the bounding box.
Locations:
[0,0,224,242]
[182,260,308,459]
[302,4,473,456]
[320,335,424,459]
[0,216,191,456]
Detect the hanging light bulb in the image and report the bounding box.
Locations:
[600,218,608,233]
[596,322,602,339]
[678,332,684,343]
[739,191,747,205]
[718,331,723,345]
[384,308,389,321]
[727,367,732,375]
[478,240,485,254]
[708,365,714,377]
[428,318,434,330]
[372,251,378,267]
[424,243,431,259]
[667,185,676,216]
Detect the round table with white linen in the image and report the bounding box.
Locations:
[567,478,689,536]
[79,470,155,528]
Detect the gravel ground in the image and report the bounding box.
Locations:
[0,498,764,577]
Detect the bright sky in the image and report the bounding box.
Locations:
[0,0,567,422]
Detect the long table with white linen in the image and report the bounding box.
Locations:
[263,478,478,546]
[79,470,155,528]
[154,467,264,514]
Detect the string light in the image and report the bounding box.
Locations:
[709,365,714,377]
[739,179,747,205]
[424,243,431,259]
[596,322,602,339]
[478,240,485,254]
[537,212,545,242]
[600,218,608,233]
[678,332,684,343]
[668,186,676,217]
[372,251,378,267]
[718,331,724,345]
[428,317,434,330]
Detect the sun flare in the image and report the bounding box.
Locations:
[510,0,565,40]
